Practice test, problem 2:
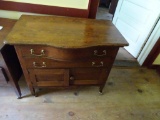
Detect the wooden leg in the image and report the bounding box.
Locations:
[30,87,38,97]
[9,79,22,99]
[34,93,38,97]
[99,85,105,95]
[29,85,36,96]
[13,84,22,99]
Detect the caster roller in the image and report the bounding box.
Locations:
[34,93,38,97]
[17,96,22,99]
[99,91,103,95]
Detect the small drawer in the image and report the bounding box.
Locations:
[18,45,118,60]
[24,57,114,68]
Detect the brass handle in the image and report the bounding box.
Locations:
[94,50,106,56]
[70,76,75,81]
[33,62,46,68]
[92,61,103,67]
[30,49,45,56]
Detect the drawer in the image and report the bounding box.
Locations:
[28,69,69,87]
[18,45,119,60]
[69,68,108,85]
[24,57,114,68]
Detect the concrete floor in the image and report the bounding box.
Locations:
[0,67,160,120]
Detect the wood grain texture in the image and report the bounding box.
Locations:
[5,15,128,48]
[15,45,118,95]
[17,45,118,60]
[6,15,128,96]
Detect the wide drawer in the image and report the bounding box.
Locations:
[24,57,114,68]
[18,45,118,60]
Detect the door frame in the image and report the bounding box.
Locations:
[138,18,160,65]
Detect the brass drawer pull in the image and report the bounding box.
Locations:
[94,50,106,56]
[92,61,103,67]
[30,49,45,56]
[33,62,46,68]
[69,76,75,81]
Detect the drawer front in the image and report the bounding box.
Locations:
[28,69,69,87]
[69,68,108,85]
[18,45,118,60]
[24,57,114,68]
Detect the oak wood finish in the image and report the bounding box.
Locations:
[0,18,22,98]
[5,15,128,47]
[5,15,128,96]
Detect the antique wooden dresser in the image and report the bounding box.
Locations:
[5,15,128,96]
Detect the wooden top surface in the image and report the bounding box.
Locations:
[5,15,128,48]
[0,18,16,49]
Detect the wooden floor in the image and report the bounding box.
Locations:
[0,6,159,120]
[0,67,160,120]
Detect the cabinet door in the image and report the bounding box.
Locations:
[28,69,69,87]
[69,68,108,85]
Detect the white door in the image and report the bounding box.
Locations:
[113,0,160,58]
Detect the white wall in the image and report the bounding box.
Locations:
[0,10,50,19]
[0,0,89,19]
[3,0,89,9]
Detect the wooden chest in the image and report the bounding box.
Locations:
[5,15,128,96]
